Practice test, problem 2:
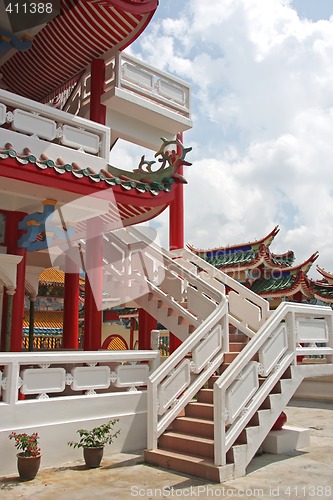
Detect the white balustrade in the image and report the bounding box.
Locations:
[213,303,333,467]
[0,89,110,163]
[258,323,288,376]
[169,247,270,338]
[147,299,229,449]
[225,361,259,425]
[63,51,190,120]
[0,103,6,125]
[0,350,159,404]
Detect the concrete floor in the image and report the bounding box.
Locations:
[0,399,332,500]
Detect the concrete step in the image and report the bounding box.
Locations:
[158,431,214,459]
[228,342,246,353]
[197,388,213,404]
[172,416,214,439]
[144,449,234,483]
[229,333,248,343]
[185,402,214,420]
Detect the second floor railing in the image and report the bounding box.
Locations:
[62,51,191,121]
[0,89,110,165]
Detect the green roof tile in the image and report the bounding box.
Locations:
[205,249,257,268]
[250,275,296,294]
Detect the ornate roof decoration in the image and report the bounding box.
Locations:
[0,138,191,194]
[316,266,333,284]
[0,29,32,53]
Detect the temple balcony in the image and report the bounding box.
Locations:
[0,88,110,168]
[62,51,192,151]
[0,88,112,213]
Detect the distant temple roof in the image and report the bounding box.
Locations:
[188,227,333,305]
[23,310,63,335]
[39,267,85,286]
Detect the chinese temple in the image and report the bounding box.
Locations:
[188,226,333,309]
[1,0,333,484]
[0,0,192,353]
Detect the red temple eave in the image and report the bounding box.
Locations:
[188,226,280,254]
[317,265,333,284]
[1,0,159,102]
[0,156,175,225]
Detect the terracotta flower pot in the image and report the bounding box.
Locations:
[17,453,41,481]
[83,447,104,468]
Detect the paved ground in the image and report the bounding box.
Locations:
[0,399,332,500]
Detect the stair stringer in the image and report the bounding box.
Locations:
[135,291,199,343]
[77,227,333,482]
[234,365,303,478]
[214,301,333,481]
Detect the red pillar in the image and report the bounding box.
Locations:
[169,133,184,354]
[84,218,103,351]
[62,256,79,349]
[83,58,106,351]
[4,212,27,352]
[138,308,156,350]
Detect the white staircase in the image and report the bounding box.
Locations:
[83,226,333,482]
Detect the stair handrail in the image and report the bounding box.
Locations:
[115,230,230,450]
[213,302,333,467]
[169,247,270,337]
[121,227,224,305]
[79,227,221,324]
[147,296,229,449]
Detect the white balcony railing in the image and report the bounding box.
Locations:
[0,349,159,476]
[0,89,110,167]
[0,350,159,404]
[63,51,191,123]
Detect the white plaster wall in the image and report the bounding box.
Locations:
[0,391,147,476]
[293,375,333,402]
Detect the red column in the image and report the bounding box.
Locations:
[83,58,106,351]
[62,256,79,349]
[169,133,184,354]
[138,308,156,350]
[4,212,27,352]
[84,218,103,351]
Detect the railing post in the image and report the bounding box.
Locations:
[115,51,122,89]
[2,361,20,405]
[285,309,297,363]
[327,313,333,364]
[147,379,158,450]
[214,384,226,466]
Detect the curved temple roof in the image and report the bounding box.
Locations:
[0,137,191,230]
[189,227,333,304]
[1,0,158,102]
[187,226,281,256]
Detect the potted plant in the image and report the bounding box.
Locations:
[68,419,120,468]
[9,431,41,481]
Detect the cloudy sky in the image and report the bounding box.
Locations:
[111,0,333,278]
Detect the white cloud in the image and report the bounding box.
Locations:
[126,0,333,278]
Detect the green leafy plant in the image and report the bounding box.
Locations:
[9,432,41,457]
[68,419,120,449]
